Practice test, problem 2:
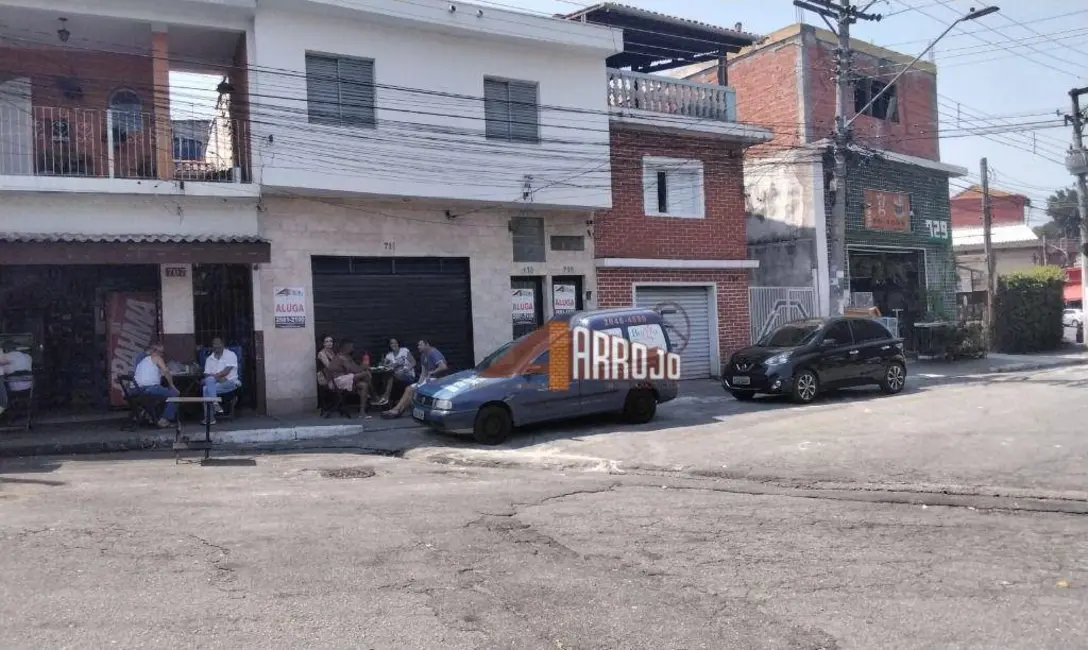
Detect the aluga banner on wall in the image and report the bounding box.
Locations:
[512,288,536,324]
[274,287,307,328]
[553,283,577,315]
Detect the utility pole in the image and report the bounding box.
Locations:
[981,157,995,332]
[792,0,882,315]
[1065,87,1088,347]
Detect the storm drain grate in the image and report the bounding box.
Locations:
[319,467,377,479]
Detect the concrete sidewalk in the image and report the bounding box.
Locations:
[2,347,1085,459]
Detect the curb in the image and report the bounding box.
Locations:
[0,422,429,459]
[989,358,1088,374]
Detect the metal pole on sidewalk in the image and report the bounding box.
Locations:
[981,158,995,338]
[1065,88,1088,349]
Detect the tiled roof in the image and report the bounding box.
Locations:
[952,224,1039,248]
[951,185,1028,201]
[0,233,267,244]
[561,3,762,41]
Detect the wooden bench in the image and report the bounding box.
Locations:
[167,396,221,463]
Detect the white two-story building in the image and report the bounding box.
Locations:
[0,0,618,417]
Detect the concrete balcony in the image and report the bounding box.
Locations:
[605,68,769,143]
[607,68,737,121]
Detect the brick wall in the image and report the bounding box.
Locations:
[950,191,1028,228]
[595,124,747,260]
[695,39,804,155]
[805,38,939,160]
[597,268,751,362]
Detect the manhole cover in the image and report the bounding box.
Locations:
[319,467,376,479]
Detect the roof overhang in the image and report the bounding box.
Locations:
[0,233,271,265]
[561,2,761,73]
[807,139,969,177]
[610,110,773,144]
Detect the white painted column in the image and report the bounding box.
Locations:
[160,264,194,337]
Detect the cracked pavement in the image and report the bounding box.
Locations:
[2,366,1088,648]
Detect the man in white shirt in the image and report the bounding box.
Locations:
[0,341,34,418]
[202,337,241,425]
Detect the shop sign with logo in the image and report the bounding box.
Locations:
[863,189,911,232]
[274,286,307,328]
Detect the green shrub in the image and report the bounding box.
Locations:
[992,266,1065,353]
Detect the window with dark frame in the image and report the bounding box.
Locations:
[853,76,899,123]
[550,235,585,252]
[484,77,540,144]
[511,216,546,262]
[305,53,377,128]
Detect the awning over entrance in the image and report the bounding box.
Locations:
[1065,282,1081,303]
[0,233,271,265]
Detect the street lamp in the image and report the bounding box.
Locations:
[847,6,1000,129]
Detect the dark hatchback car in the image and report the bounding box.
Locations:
[722,317,907,404]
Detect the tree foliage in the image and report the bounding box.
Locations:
[1033,187,1081,240]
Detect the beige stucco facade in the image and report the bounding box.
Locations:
[255,197,597,415]
[956,246,1040,286]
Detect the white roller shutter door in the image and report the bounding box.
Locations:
[634,286,713,379]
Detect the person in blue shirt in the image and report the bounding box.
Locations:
[382,339,447,418]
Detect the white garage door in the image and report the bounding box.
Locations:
[634,285,713,379]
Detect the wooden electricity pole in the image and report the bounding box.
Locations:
[981,157,995,333]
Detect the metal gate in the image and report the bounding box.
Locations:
[634,285,713,379]
[749,286,817,344]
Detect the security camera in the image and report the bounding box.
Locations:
[448,4,456,12]
[477,9,484,17]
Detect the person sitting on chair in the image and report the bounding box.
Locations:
[134,340,179,428]
[382,339,446,419]
[376,337,416,406]
[325,339,373,415]
[0,341,33,419]
[202,337,241,426]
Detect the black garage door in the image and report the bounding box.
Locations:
[312,256,474,373]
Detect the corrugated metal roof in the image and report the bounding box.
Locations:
[951,185,1029,201]
[561,3,762,42]
[952,224,1039,248]
[0,233,267,244]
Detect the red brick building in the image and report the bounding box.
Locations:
[950,186,1030,228]
[564,4,772,378]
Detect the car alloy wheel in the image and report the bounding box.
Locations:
[887,364,905,390]
[793,371,818,404]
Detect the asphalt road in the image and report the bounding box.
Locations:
[410,365,1088,498]
[3,366,1087,648]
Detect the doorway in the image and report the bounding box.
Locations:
[192,264,256,408]
[511,276,544,339]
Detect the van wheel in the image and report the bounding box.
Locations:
[472,405,512,446]
[622,389,657,424]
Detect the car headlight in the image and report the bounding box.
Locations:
[434,399,453,411]
[765,353,791,366]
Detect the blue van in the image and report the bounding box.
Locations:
[410,307,680,444]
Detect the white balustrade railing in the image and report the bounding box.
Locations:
[0,105,249,182]
[606,68,737,122]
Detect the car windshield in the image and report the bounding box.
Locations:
[757,321,822,347]
[474,337,525,372]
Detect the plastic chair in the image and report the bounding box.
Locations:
[2,371,34,433]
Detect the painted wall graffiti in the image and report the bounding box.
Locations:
[652,301,691,354]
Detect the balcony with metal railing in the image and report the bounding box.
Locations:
[606,68,738,123]
[0,106,250,187]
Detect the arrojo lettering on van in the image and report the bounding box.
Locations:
[547,322,680,390]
